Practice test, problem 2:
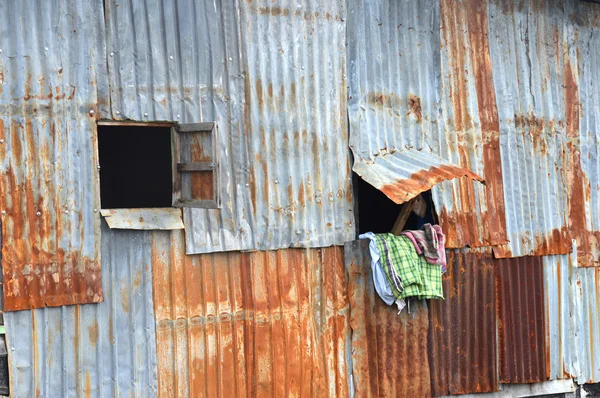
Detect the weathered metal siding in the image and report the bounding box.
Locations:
[0,0,106,310]
[4,222,158,397]
[347,0,507,249]
[428,248,498,396]
[486,0,571,259]
[105,0,354,255]
[568,0,600,267]
[345,240,431,398]
[152,230,350,398]
[496,256,547,383]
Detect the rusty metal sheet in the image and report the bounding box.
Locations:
[428,248,498,396]
[0,0,107,310]
[105,0,355,255]
[352,149,484,205]
[345,239,432,398]
[152,230,351,397]
[434,0,507,249]
[487,0,572,259]
[566,0,600,267]
[496,256,547,383]
[4,221,158,397]
[100,208,184,230]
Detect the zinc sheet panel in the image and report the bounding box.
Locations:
[347,0,507,249]
[0,0,106,310]
[152,230,351,398]
[569,0,600,267]
[345,240,432,398]
[496,256,547,383]
[428,248,498,396]
[105,0,354,254]
[4,222,158,397]
[487,0,571,259]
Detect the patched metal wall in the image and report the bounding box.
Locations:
[347,0,507,249]
[152,230,351,398]
[0,0,106,310]
[105,0,354,255]
[4,222,158,397]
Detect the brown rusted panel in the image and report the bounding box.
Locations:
[428,248,498,396]
[438,0,507,249]
[345,240,432,398]
[152,230,350,398]
[496,256,547,383]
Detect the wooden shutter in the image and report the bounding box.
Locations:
[172,122,220,208]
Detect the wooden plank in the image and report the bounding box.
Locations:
[97,120,175,127]
[173,199,220,209]
[177,162,215,172]
[390,197,417,235]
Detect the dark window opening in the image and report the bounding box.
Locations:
[354,173,437,235]
[98,125,173,209]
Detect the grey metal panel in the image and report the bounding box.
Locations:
[105,0,355,254]
[4,222,159,397]
[0,0,107,309]
[487,0,571,258]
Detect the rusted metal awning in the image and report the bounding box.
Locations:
[352,149,485,204]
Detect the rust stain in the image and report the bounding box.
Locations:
[88,321,98,346]
[85,371,91,398]
[379,163,484,204]
[408,94,423,123]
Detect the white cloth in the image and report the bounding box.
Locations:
[359,233,406,313]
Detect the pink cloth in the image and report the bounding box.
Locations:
[400,224,447,273]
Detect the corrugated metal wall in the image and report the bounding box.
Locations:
[428,248,498,396]
[153,231,351,398]
[105,0,354,255]
[0,0,106,310]
[4,222,158,397]
[345,240,432,398]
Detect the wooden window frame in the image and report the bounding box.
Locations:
[171,122,221,209]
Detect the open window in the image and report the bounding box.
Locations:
[97,121,219,230]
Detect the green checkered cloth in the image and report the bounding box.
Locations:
[375,233,444,300]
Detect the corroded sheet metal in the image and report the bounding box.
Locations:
[567,0,600,267]
[101,208,184,230]
[496,256,547,383]
[352,149,484,204]
[4,222,158,397]
[345,240,432,398]
[0,0,106,310]
[487,0,571,259]
[152,230,350,397]
[347,0,507,249]
[428,248,498,396]
[105,0,354,254]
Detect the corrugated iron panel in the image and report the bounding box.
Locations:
[487,0,571,259]
[0,0,106,310]
[496,256,547,383]
[345,240,432,398]
[428,248,498,396]
[105,0,354,255]
[544,251,580,381]
[568,0,600,267]
[347,0,507,249]
[352,148,484,205]
[152,230,350,397]
[4,222,158,397]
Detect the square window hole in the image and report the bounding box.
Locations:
[98,125,173,209]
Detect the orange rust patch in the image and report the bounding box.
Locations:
[88,322,99,346]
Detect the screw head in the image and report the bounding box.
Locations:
[65,210,69,214]
[1,211,5,215]
[36,211,41,216]
[89,110,95,115]
[116,111,120,115]
[0,139,4,143]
